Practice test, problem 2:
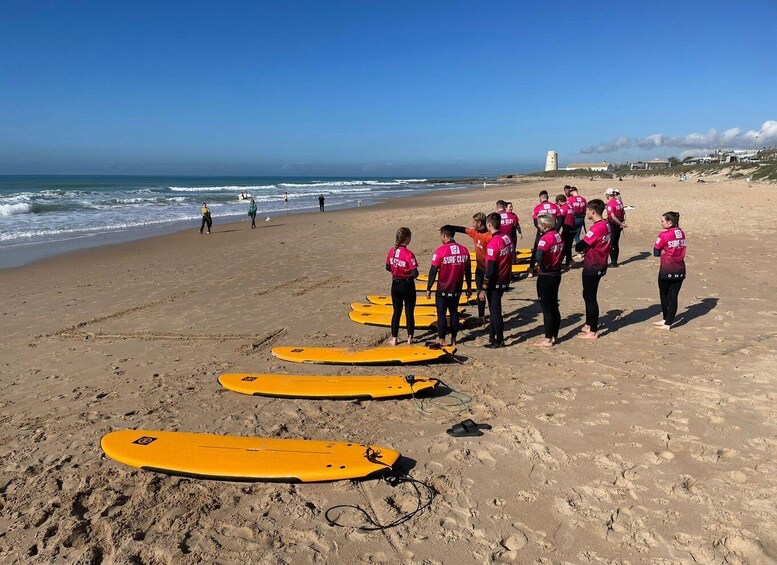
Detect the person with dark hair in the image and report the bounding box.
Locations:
[555,194,575,266]
[653,211,686,330]
[248,198,257,229]
[199,202,212,234]
[605,188,627,267]
[498,201,521,245]
[451,212,492,325]
[528,191,561,275]
[480,212,513,348]
[386,227,419,346]
[318,195,325,211]
[533,213,564,346]
[568,187,587,243]
[574,199,611,339]
[427,225,471,347]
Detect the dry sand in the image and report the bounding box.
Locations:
[1,174,776,564]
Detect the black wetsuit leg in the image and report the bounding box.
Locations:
[200,217,207,233]
[447,295,460,341]
[474,268,486,318]
[609,223,622,266]
[658,278,684,325]
[582,274,601,332]
[435,293,449,340]
[390,279,412,338]
[250,213,256,228]
[529,229,542,269]
[404,281,416,337]
[562,228,574,265]
[574,216,585,244]
[486,286,505,343]
[537,275,562,340]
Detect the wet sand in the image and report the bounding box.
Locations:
[1,173,776,563]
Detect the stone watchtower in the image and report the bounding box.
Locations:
[545,151,558,172]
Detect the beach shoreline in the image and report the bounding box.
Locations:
[1,172,776,563]
[0,176,510,270]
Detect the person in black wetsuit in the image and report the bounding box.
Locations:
[573,199,611,339]
[319,195,325,211]
[450,212,492,325]
[426,226,472,347]
[385,227,419,345]
[653,211,687,330]
[480,212,513,348]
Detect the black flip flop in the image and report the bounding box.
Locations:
[446,419,491,437]
[460,419,492,432]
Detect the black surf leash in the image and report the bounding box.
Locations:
[324,466,437,532]
[407,374,473,414]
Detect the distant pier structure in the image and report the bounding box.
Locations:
[545,151,558,172]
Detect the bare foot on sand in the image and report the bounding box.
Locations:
[533,338,554,347]
[652,320,666,327]
[657,324,671,330]
[577,331,598,340]
[407,337,414,345]
[389,337,398,346]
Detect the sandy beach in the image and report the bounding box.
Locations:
[1,174,776,563]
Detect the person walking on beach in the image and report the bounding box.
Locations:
[555,194,575,266]
[574,199,611,339]
[318,195,325,212]
[199,202,212,234]
[568,187,587,244]
[605,188,627,267]
[528,191,561,276]
[533,214,564,347]
[481,213,513,348]
[451,212,492,325]
[426,226,471,348]
[653,211,686,330]
[386,227,419,346]
[248,198,257,229]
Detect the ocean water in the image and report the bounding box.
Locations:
[0,175,471,267]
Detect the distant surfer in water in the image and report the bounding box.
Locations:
[427,226,471,348]
[386,227,419,346]
[451,212,492,325]
[533,214,564,347]
[199,203,212,234]
[248,198,257,229]
[653,211,686,330]
[481,212,513,348]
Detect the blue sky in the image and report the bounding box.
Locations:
[1,0,776,176]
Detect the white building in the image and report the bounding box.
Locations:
[565,162,613,172]
[629,159,671,170]
[545,151,558,171]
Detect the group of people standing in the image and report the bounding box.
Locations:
[385,185,687,348]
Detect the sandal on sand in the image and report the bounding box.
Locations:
[446,419,492,437]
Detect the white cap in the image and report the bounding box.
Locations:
[605,188,616,195]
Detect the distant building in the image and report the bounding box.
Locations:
[565,162,613,172]
[545,151,558,172]
[629,159,671,170]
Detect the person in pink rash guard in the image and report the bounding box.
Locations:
[653,211,687,330]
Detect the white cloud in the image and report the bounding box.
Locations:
[581,121,777,154]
